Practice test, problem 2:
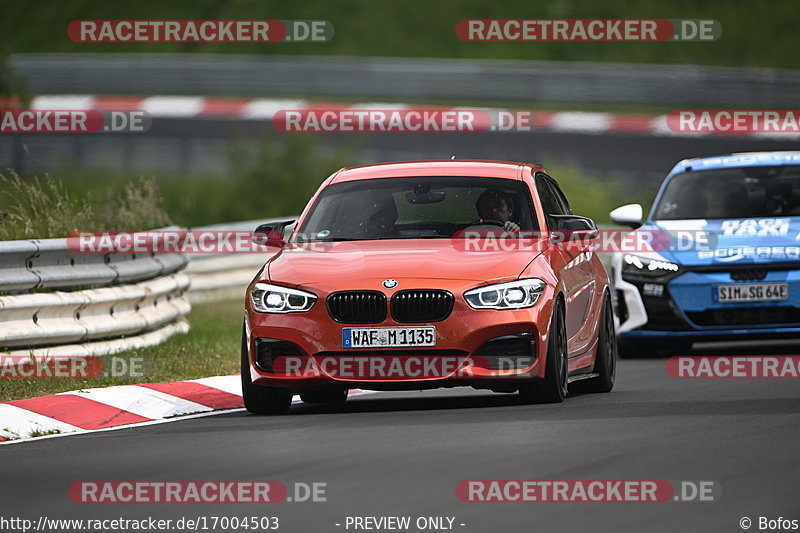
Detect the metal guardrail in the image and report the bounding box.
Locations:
[183,218,289,302]
[2,273,190,349]
[10,53,800,107]
[0,229,188,294]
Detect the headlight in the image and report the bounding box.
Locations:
[622,254,680,280]
[464,278,546,310]
[250,283,317,313]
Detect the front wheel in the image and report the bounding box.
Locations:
[241,323,293,415]
[519,299,568,404]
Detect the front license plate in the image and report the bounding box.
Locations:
[342,326,436,348]
[714,283,789,303]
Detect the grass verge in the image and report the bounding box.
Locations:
[0,173,172,240]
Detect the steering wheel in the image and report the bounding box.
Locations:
[469,219,505,228]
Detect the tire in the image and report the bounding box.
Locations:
[519,299,568,404]
[570,293,616,393]
[241,323,293,415]
[300,387,349,404]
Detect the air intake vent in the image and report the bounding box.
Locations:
[730,269,767,281]
[391,289,454,323]
[327,291,387,324]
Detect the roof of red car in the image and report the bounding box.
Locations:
[330,160,545,183]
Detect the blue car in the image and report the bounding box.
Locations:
[608,151,800,356]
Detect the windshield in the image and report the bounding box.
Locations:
[653,166,800,220]
[297,176,538,241]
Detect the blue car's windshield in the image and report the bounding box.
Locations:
[653,166,800,220]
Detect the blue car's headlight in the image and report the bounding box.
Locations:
[250,282,317,313]
[621,254,681,280]
[464,278,546,310]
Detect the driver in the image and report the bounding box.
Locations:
[476,189,520,231]
[702,176,747,219]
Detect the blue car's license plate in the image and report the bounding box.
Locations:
[713,283,789,303]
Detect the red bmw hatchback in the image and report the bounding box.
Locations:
[242,160,615,413]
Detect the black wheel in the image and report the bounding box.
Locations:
[241,323,293,415]
[570,293,616,394]
[519,299,568,404]
[300,387,349,404]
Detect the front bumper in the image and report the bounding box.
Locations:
[244,282,556,390]
[614,259,800,340]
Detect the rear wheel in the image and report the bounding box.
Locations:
[519,299,567,404]
[241,323,293,415]
[570,293,616,393]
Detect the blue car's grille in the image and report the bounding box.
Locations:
[730,269,768,281]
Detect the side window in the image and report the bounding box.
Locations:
[535,175,566,230]
[548,178,573,215]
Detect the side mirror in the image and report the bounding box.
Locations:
[551,215,599,241]
[252,219,296,248]
[610,204,643,229]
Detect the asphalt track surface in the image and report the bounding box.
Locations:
[1,349,798,533]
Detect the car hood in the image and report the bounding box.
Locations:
[640,217,800,267]
[265,239,546,289]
